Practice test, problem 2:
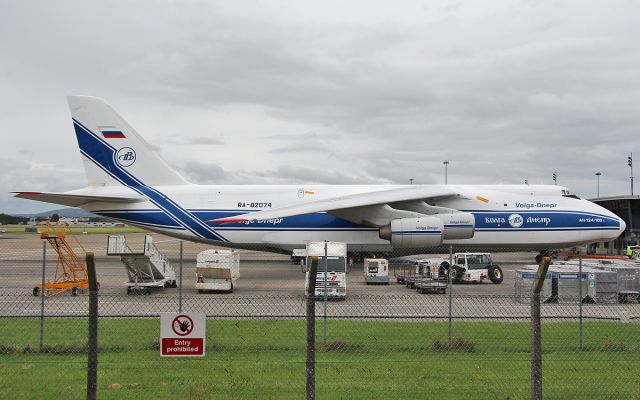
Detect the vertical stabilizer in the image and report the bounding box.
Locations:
[68,95,189,187]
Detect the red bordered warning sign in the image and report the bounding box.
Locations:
[172,315,194,336]
[160,313,205,357]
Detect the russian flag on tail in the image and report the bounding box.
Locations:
[99,127,126,138]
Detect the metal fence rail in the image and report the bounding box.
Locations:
[0,291,639,399]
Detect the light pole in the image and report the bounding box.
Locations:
[409,178,414,185]
[552,171,557,185]
[629,153,634,196]
[595,172,601,198]
[443,160,449,185]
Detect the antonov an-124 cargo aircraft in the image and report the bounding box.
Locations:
[14,96,625,258]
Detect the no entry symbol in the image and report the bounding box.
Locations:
[172,315,194,336]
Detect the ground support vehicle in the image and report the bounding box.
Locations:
[405,266,424,289]
[195,249,240,293]
[626,245,640,260]
[444,253,503,284]
[415,277,447,294]
[364,258,389,285]
[32,222,89,298]
[107,234,177,295]
[305,242,348,299]
[393,262,410,284]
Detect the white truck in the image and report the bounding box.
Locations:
[364,258,389,285]
[305,241,348,299]
[444,253,503,284]
[195,249,240,293]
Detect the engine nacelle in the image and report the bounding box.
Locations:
[436,212,475,240]
[379,217,444,248]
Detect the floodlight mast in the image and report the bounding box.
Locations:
[628,153,634,196]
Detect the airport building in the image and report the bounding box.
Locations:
[589,195,640,254]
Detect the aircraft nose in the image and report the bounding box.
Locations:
[618,215,627,235]
[589,200,626,240]
[601,207,626,238]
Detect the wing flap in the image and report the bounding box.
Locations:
[210,186,457,223]
[12,191,146,208]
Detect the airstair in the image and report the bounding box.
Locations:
[33,222,89,298]
[107,234,177,294]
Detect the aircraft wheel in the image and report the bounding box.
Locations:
[488,265,504,284]
[32,286,40,297]
[439,262,450,280]
[71,287,79,296]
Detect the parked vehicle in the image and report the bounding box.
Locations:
[305,242,348,299]
[195,249,240,293]
[363,258,389,285]
[442,253,503,284]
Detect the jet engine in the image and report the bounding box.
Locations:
[435,212,475,240]
[379,217,444,248]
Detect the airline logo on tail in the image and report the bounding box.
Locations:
[116,147,136,167]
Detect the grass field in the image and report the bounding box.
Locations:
[1,318,639,399]
[0,224,146,235]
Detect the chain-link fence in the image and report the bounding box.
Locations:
[1,231,639,399]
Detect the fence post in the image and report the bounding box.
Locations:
[86,252,98,400]
[448,245,453,345]
[179,240,183,313]
[323,242,328,345]
[306,256,319,400]
[579,256,583,352]
[39,241,46,351]
[531,255,550,400]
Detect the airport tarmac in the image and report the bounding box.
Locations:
[0,232,535,296]
[1,232,638,320]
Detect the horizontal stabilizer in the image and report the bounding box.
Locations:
[12,191,146,208]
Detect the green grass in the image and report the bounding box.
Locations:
[0,318,639,399]
[0,224,146,235]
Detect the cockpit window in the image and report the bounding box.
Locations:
[561,189,581,199]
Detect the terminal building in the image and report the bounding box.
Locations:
[589,195,640,255]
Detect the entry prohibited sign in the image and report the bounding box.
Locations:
[160,313,206,357]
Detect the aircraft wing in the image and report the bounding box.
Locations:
[12,191,146,208]
[210,186,462,226]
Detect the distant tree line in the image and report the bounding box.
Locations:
[0,214,28,225]
[0,213,110,225]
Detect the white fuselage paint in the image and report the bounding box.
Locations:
[78,184,626,254]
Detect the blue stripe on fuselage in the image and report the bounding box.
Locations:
[91,208,619,234]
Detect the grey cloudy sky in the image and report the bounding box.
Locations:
[1,0,639,213]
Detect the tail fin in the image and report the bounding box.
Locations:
[68,95,189,187]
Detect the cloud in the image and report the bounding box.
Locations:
[1,0,639,214]
[160,135,225,145]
